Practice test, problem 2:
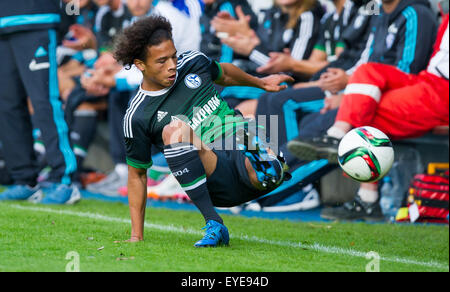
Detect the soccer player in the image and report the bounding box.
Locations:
[113,16,293,246]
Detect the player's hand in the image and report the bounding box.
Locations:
[91,66,120,88]
[211,6,253,38]
[320,94,343,114]
[221,31,260,57]
[257,49,293,74]
[319,68,349,94]
[62,24,97,51]
[94,52,118,70]
[81,71,110,96]
[260,74,294,92]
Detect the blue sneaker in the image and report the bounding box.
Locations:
[0,185,43,203]
[41,184,81,205]
[194,220,230,248]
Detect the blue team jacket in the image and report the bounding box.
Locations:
[0,0,61,35]
[368,0,437,74]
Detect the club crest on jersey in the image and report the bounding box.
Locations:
[185,74,202,89]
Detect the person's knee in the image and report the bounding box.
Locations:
[162,121,192,145]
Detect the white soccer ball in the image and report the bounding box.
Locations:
[338,127,394,183]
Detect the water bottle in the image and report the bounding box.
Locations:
[380,161,408,222]
[389,163,406,214]
[380,176,396,221]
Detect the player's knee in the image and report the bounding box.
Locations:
[162,121,192,145]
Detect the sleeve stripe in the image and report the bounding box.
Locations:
[342,0,354,26]
[219,2,236,17]
[220,44,234,63]
[177,51,207,69]
[124,92,145,138]
[291,11,314,60]
[249,50,271,66]
[346,33,374,75]
[186,0,203,19]
[398,7,418,73]
[177,51,199,65]
[218,2,236,63]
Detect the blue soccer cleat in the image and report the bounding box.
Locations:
[41,184,81,205]
[194,220,230,248]
[0,185,43,203]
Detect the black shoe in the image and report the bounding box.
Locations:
[287,135,340,163]
[321,195,386,222]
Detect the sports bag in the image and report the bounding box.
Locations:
[396,169,449,223]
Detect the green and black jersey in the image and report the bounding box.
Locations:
[124,51,249,169]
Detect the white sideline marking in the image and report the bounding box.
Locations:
[10,204,449,271]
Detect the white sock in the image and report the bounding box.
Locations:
[115,163,128,178]
[357,188,379,203]
[327,126,347,139]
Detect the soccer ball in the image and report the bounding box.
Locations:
[338,127,394,183]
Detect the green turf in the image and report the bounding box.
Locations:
[0,199,448,272]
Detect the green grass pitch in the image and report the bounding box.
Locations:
[0,197,448,272]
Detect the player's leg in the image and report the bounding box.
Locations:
[70,106,99,179]
[335,63,417,129]
[86,90,130,196]
[287,73,445,221]
[364,81,449,139]
[10,29,79,204]
[0,34,43,201]
[162,121,229,247]
[288,62,420,162]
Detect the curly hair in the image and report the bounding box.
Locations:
[113,15,173,67]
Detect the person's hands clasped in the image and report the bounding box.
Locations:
[80,70,110,97]
[94,52,119,70]
[318,68,350,94]
[257,48,294,74]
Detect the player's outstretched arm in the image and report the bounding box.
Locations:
[215,63,294,92]
[127,166,148,242]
